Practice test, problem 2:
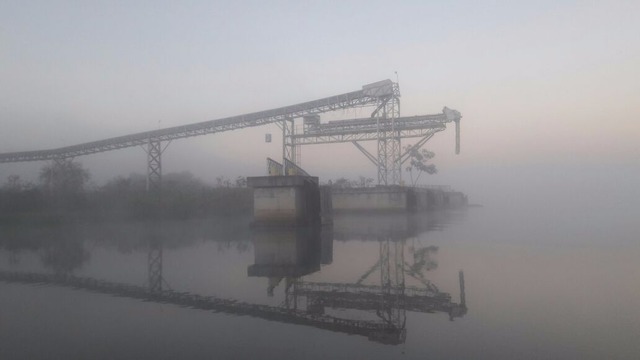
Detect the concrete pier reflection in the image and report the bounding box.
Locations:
[248,227,322,296]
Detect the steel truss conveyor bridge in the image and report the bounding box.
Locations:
[0,80,461,187]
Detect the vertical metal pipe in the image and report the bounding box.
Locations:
[455,119,460,155]
[459,270,466,307]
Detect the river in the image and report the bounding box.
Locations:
[1,197,638,359]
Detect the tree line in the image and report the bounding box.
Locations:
[0,159,252,222]
[1,147,437,221]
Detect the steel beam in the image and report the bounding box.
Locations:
[292,127,446,145]
[351,141,379,167]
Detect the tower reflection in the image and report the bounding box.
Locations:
[248,212,467,344]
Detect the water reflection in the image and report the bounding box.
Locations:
[248,228,323,296]
[0,211,467,346]
[40,225,90,275]
[246,216,467,345]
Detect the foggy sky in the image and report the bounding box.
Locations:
[1,1,639,203]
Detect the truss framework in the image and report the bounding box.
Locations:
[288,107,460,185]
[146,140,163,194]
[292,118,447,145]
[0,79,461,188]
[0,83,389,163]
[282,118,297,165]
[376,95,402,185]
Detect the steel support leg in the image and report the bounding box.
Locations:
[282,118,298,166]
[455,119,461,155]
[375,95,401,185]
[146,139,162,194]
[377,138,388,185]
[459,270,466,307]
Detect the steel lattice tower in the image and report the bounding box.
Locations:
[146,139,163,194]
[374,93,401,185]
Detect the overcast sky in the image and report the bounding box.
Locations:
[1,1,639,202]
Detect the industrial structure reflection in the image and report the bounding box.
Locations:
[0,212,466,345]
[248,213,467,344]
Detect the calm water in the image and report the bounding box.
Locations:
[1,203,639,359]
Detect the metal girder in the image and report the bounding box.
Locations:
[292,127,446,145]
[351,141,379,167]
[376,95,401,185]
[282,118,297,165]
[302,113,451,135]
[0,82,389,164]
[296,282,439,298]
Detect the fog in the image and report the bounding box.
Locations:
[1,2,638,190]
[0,1,639,359]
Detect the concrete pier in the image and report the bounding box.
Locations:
[247,174,467,221]
[247,175,321,227]
[332,186,468,213]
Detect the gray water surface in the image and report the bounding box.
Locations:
[1,204,638,359]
